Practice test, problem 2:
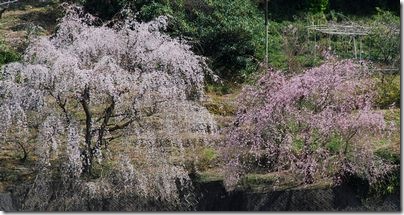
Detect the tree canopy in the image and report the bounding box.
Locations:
[0,5,217,210]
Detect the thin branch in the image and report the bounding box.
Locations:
[16,140,28,162]
[108,119,135,132]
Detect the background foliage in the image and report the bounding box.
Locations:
[0,39,20,67]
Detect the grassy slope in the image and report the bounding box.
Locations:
[0,1,60,51]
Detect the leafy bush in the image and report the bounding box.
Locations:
[0,41,21,67]
[307,0,329,14]
[375,148,399,164]
[368,169,399,201]
[196,147,218,171]
[374,74,400,108]
[364,9,400,66]
[74,0,264,80]
[329,0,399,16]
[255,0,329,20]
[135,0,265,80]
[281,20,325,72]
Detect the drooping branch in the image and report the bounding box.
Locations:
[343,129,358,155]
[108,118,134,132]
[16,140,28,162]
[56,95,70,124]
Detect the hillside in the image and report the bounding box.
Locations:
[0,0,400,212]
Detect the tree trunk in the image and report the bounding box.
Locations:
[80,86,93,176]
[0,8,6,19]
[97,97,115,150]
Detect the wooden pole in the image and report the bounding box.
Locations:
[359,36,362,60]
[328,34,331,51]
[265,0,269,68]
[313,21,316,56]
[307,27,310,53]
[353,36,357,59]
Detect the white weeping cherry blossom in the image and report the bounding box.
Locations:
[1,4,217,211]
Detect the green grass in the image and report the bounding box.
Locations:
[196,170,224,183]
[237,172,333,192]
[0,39,21,67]
[326,134,344,154]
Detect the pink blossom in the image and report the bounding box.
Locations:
[224,60,394,189]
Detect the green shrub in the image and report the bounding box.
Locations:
[82,0,123,20]
[326,134,344,154]
[383,108,400,127]
[375,147,399,164]
[196,147,218,171]
[329,0,399,16]
[368,169,399,199]
[76,0,399,82]
[375,75,400,108]
[206,82,233,95]
[95,0,265,81]
[364,9,400,66]
[307,0,329,14]
[255,0,328,20]
[0,41,21,67]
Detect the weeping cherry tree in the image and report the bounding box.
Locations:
[0,4,217,211]
[223,60,396,189]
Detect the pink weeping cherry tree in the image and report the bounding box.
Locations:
[0,4,217,210]
[223,60,396,189]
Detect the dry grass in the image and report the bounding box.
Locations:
[0,142,36,192]
[0,1,61,50]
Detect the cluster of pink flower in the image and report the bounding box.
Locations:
[224,60,395,188]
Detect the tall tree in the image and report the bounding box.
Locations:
[0,5,216,210]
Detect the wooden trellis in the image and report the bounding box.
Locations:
[307,22,372,60]
[307,23,371,36]
[0,0,18,7]
[307,22,400,74]
[370,68,400,74]
[0,0,18,18]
